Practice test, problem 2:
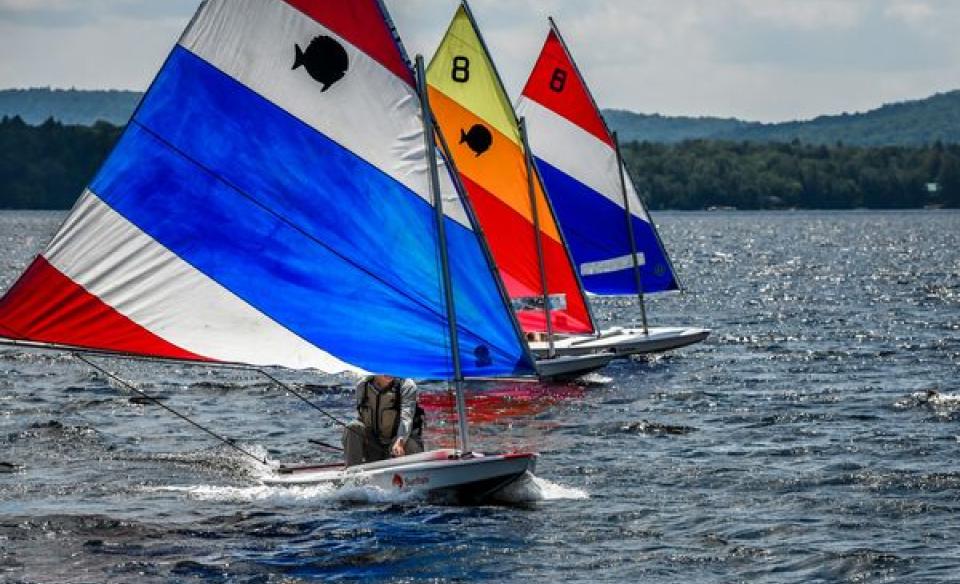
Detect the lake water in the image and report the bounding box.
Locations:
[1,210,959,583]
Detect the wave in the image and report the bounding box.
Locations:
[143,470,589,507]
[493,472,589,503]
[144,482,423,505]
[894,389,960,412]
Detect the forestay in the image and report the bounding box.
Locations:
[427,5,595,335]
[0,0,534,380]
[516,23,680,296]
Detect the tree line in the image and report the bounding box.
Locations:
[606,90,960,146]
[0,116,122,209]
[1,116,959,210]
[621,139,960,210]
[0,88,139,126]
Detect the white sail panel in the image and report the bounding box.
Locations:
[180,0,469,227]
[0,0,536,378]
[44,191,359,372]
[518,98,650,222]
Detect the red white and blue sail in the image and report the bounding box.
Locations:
[516,23,680,296]
[0,0,534,379]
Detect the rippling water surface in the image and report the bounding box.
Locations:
[1,210,959,583]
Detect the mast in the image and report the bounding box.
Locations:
[416,55,470,453]
[458,0,600,338]
[614,132,649,335]
[526,125,602,338]
[433,121,541,378]
[519,117,556,357]
[377,0,537,375]
[548,16,683,298]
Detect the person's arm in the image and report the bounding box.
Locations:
[391,379,419,455]
[354,379,366,419]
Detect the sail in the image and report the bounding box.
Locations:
[0,0,535,380]
[426,4,595,335]
[516,23,680,296]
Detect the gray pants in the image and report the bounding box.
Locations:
[341,421,423,467]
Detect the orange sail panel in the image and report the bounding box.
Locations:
[426,5,593,335]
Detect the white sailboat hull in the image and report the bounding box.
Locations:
[535,352,614,379]
[264,449,536,502]
[529,326,710,358]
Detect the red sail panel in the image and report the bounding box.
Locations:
[0,256,206,360]
[521,29,614,148]
[460,175,594,334]
[282,0,414,85]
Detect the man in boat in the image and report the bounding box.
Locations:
[342,374,424,466]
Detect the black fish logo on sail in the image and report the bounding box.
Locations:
[474,345,492,368]
[460,124,493,157]
[293,35,349,92]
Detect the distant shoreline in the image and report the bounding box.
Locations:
[2,109,958,211]
[4,87,960,146]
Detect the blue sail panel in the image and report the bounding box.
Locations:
[0,0,535,378]
[516,24,681,298]
[536,158,679,295]
[89,124,527,378]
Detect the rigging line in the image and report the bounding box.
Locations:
[254,368,369,447]
[125,119,515,365]
[0,337,254,370]
[1,336,365,453]
[126,118,442,322]
[307,438,344,452]
[74,353,269,466]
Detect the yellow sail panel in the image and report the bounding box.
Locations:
[425,3,595,335]
[426,5,520,146]
[428,86,560,242]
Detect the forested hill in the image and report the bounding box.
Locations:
[3,87,960,146]
[0,88,140,126]
[604,90,960,146]
[2,88,960,210]
[0,117,121,209]
[2,116,958,210]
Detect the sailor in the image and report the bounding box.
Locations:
[342,374,424,466]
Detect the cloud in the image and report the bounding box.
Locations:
[0,0,197,27]
[730,0,865,30]
[388,0,960,121]
[884,0,935,24]
[1,0,959,122]
[0,0,192,88]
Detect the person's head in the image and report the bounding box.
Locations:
[372,374,395,388]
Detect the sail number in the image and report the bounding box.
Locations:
[451,56,470,83]
[550,68,567,92]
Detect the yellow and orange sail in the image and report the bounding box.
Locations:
[427,4,594,335]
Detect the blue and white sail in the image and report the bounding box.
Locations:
[516,22,680,296]
[0,0,534,380]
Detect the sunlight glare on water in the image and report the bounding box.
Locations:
[1,209,959,583]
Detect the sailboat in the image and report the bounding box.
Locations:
[0,0,540,501]
[426,2,612,376]
[515,19,710,358]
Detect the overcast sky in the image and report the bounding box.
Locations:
[1,0,958,122]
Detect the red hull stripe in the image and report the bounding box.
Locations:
[0,256,208,361]
[282,0,413,86]
[460,175,594,334]
[521,30,613,148]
